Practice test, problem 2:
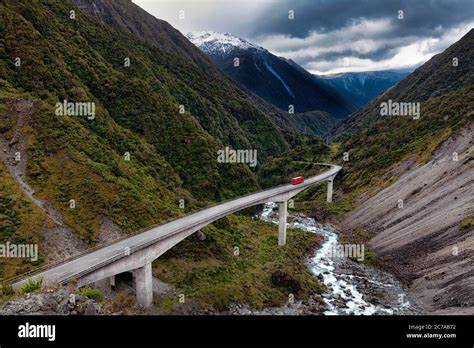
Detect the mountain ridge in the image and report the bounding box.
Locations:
[187,31,357,119]
[319,70,409,109]
[334,28,474,137]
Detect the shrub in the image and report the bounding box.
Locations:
[77,287,104,301]
[0,282,16,305]
[0,282,15,297]
[20,277,43,294]
[67,277,78,291]
[460,219,474,230]
[109,292,135,312]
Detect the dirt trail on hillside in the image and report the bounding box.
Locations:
[342,121,474,314]
[0,99,87,262]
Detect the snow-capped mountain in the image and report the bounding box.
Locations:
[187,31,357,118]
[187,31,264,55]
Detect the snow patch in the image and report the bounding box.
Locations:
[187,31,264,54]
[264,61,295,98]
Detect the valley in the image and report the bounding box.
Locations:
[0,0,472,320]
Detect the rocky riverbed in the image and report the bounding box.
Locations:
[230,203,422,315]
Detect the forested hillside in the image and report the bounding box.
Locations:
[0,0,326,307]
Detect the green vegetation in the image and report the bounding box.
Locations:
[459,219,474,230]
[0,162,47,280]
[1,0,287,202]
[0,0,288,247]
[0,282,15,304]
[153,214,324,312]
[108,292,136,313]
[258,133,330,188]
[77,287,104,301]
[289,110,339,136]
[335,86,473,196]
[19,277,43,294]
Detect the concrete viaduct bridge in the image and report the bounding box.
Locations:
[11,163,341,307]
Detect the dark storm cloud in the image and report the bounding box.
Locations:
[249,0,473,73]
[134,0,474,73]
[294,47,399,67]
[251,0,474,39]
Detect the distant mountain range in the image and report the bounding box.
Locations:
[187,31,357,119]
[187,31,408,124]
[319,70,409,109]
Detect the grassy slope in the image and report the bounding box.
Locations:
[0,161,49,280]
[335,85,473,194]
[0,81,191,242]
[257,134,331,188]
[154,215,324,312]
[290,110,338,137]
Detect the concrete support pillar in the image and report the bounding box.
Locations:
[110,275,115,289]
[278,201,288,246]
[327,179,333,203]
[135,262,153,308]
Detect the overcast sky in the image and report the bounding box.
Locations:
[133,0,474,74]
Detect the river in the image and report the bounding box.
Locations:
[231,203,420,315]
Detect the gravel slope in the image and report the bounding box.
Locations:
[342,121,474,314]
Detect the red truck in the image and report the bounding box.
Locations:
[291,176,304,185]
